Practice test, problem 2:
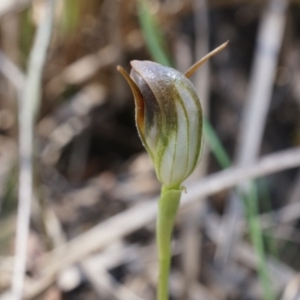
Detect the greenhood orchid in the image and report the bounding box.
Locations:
[118,61,202,188]
[117,41,228,300]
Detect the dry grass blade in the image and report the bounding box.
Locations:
[236,0,288,163]
[0,51,24,92]
[11,0,56,299]
[0,0,31,17]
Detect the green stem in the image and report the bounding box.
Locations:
[156,185,181,300]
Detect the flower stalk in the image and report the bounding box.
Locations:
[157,186,181,300]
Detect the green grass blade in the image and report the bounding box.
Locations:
[203,118,231,168]
[242,183,275,300]
[137,0,172,67]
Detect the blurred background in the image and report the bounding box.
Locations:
[1,0,300,299]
